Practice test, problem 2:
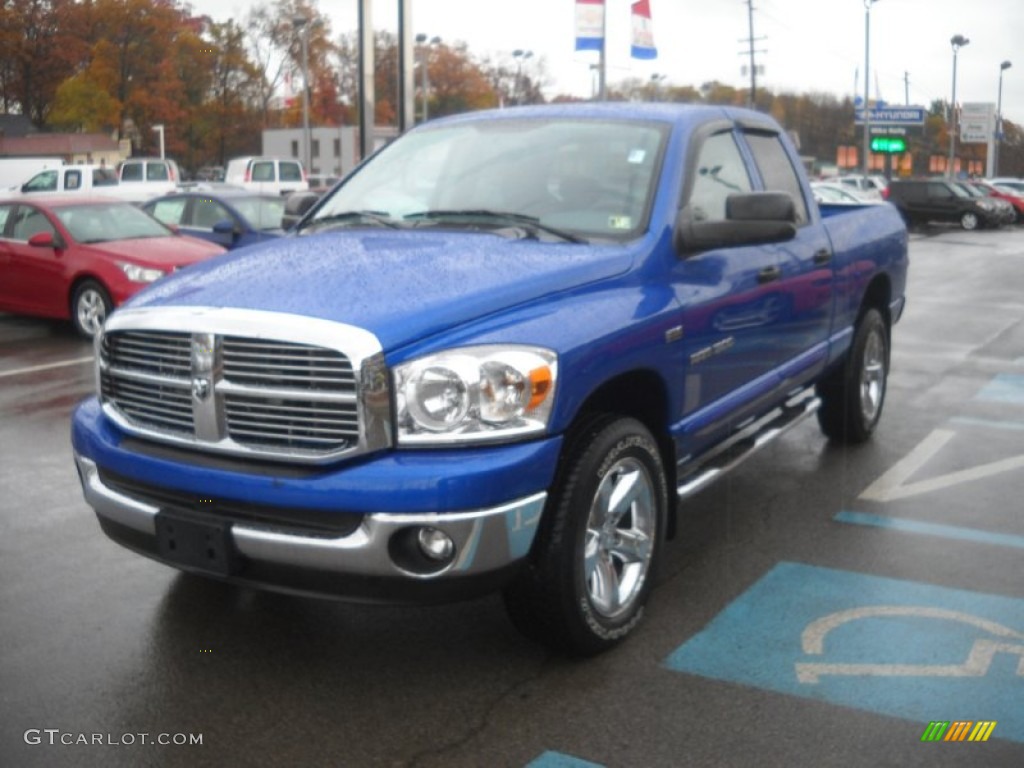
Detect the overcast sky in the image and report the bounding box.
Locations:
[223,0,1024,125]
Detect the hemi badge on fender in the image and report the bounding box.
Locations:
[665,326,684,344]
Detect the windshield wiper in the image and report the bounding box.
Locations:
[404,209,588,244]
[300,210,402,231]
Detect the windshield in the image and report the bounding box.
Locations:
[55,202,173,243]
[305,117,668,241]
[232,197,286,230]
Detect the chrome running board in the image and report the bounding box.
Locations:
[676,392,821,501]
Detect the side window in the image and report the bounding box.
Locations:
[149,199,187,226]
[93,167,118,186]
[687,132,753,222]
[146,163,169,181]
[251,162,275,182]
[279,162,302,181]
[11,207,56,241]
[928,184,952,200]
[0,204,14,236]
[744,132,809,226]
[192,199,232,229]
[65,170,82,190]
[23,170,58,193]
[120,163,143,181]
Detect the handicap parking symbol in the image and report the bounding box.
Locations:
[664,562,1024,743]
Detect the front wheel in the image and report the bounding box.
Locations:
[71,280,112,338]
[817,307,889,444]
[960,211,979,231]
[503,416,668,656]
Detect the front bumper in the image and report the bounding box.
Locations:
[72,397,561,602]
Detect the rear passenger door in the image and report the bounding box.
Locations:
[741,129,833,382]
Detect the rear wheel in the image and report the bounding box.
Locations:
[71,280,112,338]
[817,308,889,444]
[960,211,979,231]
[503,415,667,656]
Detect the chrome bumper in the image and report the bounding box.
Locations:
[75,454,546,583]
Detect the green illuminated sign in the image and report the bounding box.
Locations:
[870,136,907,153]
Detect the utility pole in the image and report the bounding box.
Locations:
[739,0,766,108]
[904,71,910,106]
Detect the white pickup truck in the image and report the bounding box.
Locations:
[11,164,140,201]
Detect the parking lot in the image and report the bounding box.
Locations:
[2,223,1023,767]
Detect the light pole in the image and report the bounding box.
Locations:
[862,0,881,176]
[293,16,312,175]
[416,34,441,122]
[151,124,164,159]
[947,34,969,178]
[994,60,1012,177]
[650,73,666,101]
[512,49,533,105]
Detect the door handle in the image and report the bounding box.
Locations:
[757,265,782,284]
[813,249,832,265]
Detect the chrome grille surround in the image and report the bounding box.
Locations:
[97,307,392,464]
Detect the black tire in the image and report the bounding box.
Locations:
[503,415,668,656]
[816,307,889,444]
[960,211,979,231]
[71,280,112,338]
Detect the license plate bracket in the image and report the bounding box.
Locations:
[155,508,238,577]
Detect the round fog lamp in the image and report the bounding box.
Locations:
[417,527,455,562]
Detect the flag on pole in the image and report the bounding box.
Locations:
[575,0,605,51]
[631,0,657,60]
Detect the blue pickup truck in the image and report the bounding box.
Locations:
[72,104,908,655]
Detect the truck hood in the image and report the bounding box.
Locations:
[127,230,635,351]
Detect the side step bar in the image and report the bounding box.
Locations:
[676,393,821,501]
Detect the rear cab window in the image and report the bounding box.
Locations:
[744,131,810,226]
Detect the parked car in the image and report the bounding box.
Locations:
[224,156,309,196]
[975,181,1024,223]
[954,181,1016,225]
[11,164,137,201]
[811,182,874,205]
[0,195,225,337]
[833,174,886,200]
[281,189,323,229]
[142,190,287,249]
[72,103,909,656]
[116,157,181,200]
[988,177,1024,195]
[886,178,1004,230]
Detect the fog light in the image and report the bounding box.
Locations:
[417,527,454,562]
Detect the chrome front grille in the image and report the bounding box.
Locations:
[97,311,390,464]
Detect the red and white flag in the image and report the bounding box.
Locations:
[631,0,657,60]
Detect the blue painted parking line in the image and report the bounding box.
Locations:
[974,374,1024,405]
[836,510,1024,551]
[665,562,1024,743]
[526,752,604,768]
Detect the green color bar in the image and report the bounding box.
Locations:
[921,721,950,742]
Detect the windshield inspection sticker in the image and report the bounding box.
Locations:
[664,562,1024,743]
[608,215,632,230]
[627,149,647,164]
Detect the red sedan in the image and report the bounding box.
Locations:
[974,181,1024,223]
[0,195,225,337]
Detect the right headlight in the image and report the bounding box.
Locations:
[394,345,557,446]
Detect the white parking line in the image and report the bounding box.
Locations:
[0,356,94,380]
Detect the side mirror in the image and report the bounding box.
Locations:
[28,231,62,249]
[212,218,238,244]
[676,192,797,254]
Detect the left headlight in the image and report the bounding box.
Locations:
[118,262,166,283]
[395,345,557,445]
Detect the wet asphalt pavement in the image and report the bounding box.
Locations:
[2,225,1023,768]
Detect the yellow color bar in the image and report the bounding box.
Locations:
[968,721,997,742]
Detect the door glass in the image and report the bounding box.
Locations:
[687,132,753,222]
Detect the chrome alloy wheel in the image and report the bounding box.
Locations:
[859,325,886,424]
[583,457,657,620]
[76,287,108,336]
